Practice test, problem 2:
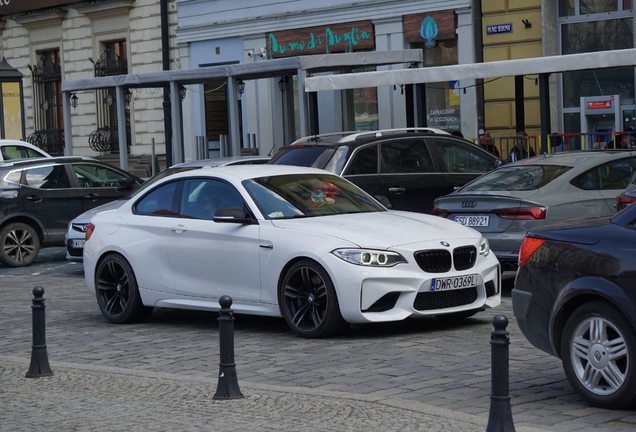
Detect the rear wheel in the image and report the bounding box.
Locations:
[0,222,40,267]
[561,301,636,409]
[280,260,348,338]
[95,254,153,324]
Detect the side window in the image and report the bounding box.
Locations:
[71,163,125,188]
[434,138,493,173]
[180,179,244,220]
[573,159,636,191]
[380,140,434,173]
[343,144,378,175]
[135,181,180,216]
[1,145,45,160]
[24,165,71,189]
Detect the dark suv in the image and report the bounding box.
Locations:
[0,156,142,267]
[268,128,503,213]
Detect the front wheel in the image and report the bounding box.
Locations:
[0,222,40,267]
[95,253,153,324]
[279,260,348,338]
[561,301,636,409]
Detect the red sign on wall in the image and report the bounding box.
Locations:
[587,100,613,109]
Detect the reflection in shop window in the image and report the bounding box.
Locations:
[353,68,378,131]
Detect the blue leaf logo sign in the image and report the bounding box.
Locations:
[420,16,439,47]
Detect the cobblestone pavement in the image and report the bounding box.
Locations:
[1,248,636,431]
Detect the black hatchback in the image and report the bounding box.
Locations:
[0,156,142,267]
[513,203,636,409]
[268,128,502,213]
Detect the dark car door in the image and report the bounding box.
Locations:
[19,163,82,243]
[69,162,138,211]
[341,143,384,200]
[430,137,498,191]
[377,138,450,213]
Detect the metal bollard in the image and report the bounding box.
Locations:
[25,286,53,378]
[213,295,243,399]
[486,314,515,432]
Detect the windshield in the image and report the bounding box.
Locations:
[270,146,338,169]
[459,165,572,192]
[243,173,385,219]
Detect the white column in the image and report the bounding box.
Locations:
[456,8,478,140]
[374,18,406,130]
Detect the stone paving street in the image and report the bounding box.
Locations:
[1,248,636,431]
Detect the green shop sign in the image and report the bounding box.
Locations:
[267,20,375,59]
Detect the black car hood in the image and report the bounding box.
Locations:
[527,216,611,245]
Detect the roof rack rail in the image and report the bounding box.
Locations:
[339,127,451,143]
[290,131,360,145]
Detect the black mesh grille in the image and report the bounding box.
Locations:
[413,287,478,311]
[453,246,477,271]
[414,250,451,273]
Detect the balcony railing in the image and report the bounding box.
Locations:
[88,126,131,153]
[27,129,64,156]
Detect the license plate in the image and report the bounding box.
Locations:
[453,215,489,227]
[71,239,85,249]
[430,274,477,292]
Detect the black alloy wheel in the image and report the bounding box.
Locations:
[561,301,636,409]
[0,222,40,267]
[280,260,348,338]
[95,253,153,324]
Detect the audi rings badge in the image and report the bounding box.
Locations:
[461,201,477,208]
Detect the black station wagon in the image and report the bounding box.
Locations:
[268,128,502,213]
[0,156,141,267]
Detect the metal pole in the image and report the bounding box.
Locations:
[25,286,53,378]
[486,314,516,432]
[213,295,243,399]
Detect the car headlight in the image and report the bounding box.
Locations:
[479,237,490,257]
[332,249,407,267]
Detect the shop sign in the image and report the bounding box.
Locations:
[588,100,612,109]
[404,11,457,47]
[0,1,84,16]
[267,20,374,59]
[486,23,513,35]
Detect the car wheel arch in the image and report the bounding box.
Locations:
[551,280,636,358]
[0,215,44,244]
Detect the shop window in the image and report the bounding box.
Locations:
[419,42,459,133]
[27,51,64,155]
[89,41,131,153]
[204,81,229,141]
[560,0,631,16]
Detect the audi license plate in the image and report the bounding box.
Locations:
[431,274,477,292]
[453,215,489,227]
[71,239,85,249]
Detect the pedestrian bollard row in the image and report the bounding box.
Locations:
[486,314,515,432]
[25,286,53,378]
[214,295,243,399]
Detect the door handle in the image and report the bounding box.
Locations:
[25,195,42,203]
[388,187,405,194]
[170,225,187,233]
[83,193,100,200]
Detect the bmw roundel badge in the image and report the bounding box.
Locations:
[440,241,450,247]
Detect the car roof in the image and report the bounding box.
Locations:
[162,163,335,182]
[505,150,636,169]
[171,156,270,168]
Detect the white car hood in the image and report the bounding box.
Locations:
[270,210,480,249]
[74,199,128,224]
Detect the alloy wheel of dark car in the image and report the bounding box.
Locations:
[280,260,348,338]
[0,222,40,267]
[561,301,636,409]
[95,253,153,324]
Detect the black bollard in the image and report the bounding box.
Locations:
[25,286,53,378]
[213,295,243,399]
[486,314,515,432]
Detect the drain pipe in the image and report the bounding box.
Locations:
[473,0,485,133]
[161,0,173,167]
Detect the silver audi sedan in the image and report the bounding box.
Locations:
[432,150,636,271]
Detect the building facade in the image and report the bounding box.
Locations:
[0,0,178,166]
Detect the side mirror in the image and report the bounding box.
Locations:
[117,176,137,189]
[213,205,255,224]
[374,195,393,209]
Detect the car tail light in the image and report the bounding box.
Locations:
[492,207,546,220]
[616,194,636,210]
[518,237,545,267]
[85,223,95,241]
[431,208,448,217]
